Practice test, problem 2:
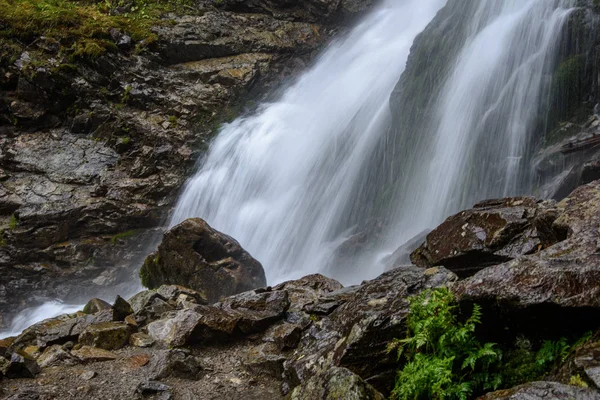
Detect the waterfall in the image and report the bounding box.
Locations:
[170,0,447,284]
[170,0,575,286]
[381,0,575,248]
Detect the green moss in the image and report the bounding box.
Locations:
[110,229,137,244]
[570,374,589,388]
[0,230,5,247]
[9,214,18,230]
[0,0,197,60]
[120,136,131,145]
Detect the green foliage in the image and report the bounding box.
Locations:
[0,0,196,60]
[9,214,18,230]
[570,374,588,388]
[389,289,583,399]
[389,288,502,400]
[110,229,136,244]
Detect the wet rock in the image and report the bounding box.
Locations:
[140,218,267,303]
[273,274,344,315]
[263,323,302,351]
[454,181,600,338]
[0,336,15,357]
[383,229,430,271]
[411,197,555,277]
[37,345,78,368]
[129,332,155,348]
[71,346,117,362]
[285,266,458,395]
[112,295,134,321]
[148,349,203,380]
[79,322,131,350]
[288,366,384,400]
[244,342,286,378]
[215,289,290,334]
[82,298,112,315]
[479,381,600,399]
[5,351,41,378]
[157,285,208,305]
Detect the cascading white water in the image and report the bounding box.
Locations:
[383,0,575,247]
[171,0,575,286]
[171,0,447,284]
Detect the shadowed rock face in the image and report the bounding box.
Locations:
[411,197,564,277]
[140,218,267,303]
[479,381,600,400]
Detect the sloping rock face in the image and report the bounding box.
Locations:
[140,218,266,303]
[0,0,374,327]
[411,197,563,277]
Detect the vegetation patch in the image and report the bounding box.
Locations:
[0,0,196,60]
[110,229,137,244]
[389,288,589,400]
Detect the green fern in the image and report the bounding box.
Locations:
[390,288,502,400]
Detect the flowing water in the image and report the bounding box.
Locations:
[170,0,574,285]
[1,0,576,336]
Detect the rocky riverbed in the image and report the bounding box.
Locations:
[1,180,600,399]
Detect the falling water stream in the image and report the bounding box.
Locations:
[171,0,575,285]
[1,0,576,336]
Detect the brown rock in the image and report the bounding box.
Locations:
[140,218,266,303]
[78,322,131,350]
[71,346,117,362]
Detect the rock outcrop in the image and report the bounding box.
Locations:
[411,197,563,277]
[140,218,266,303]
[0,0,374,327]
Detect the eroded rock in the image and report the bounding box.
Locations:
[479,381,600,400]
[288,366,384,400]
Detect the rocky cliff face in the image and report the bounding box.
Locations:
[0,0,374,327]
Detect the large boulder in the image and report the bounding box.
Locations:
[140,218,267,303]
[411,197,562,277]
[453,181,600,338]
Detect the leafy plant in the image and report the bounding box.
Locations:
[388,288,502,400]
[9,214,19,230]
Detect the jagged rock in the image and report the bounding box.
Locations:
[0,336,15,357]
[411,197,559,277]
[156,285,208,305]
[479,381,600,399]
[147,349,203,380]
[244,342,286,378]
[383,229,430,271]
[285,266,458,395]
[5,351,41,378]
[146,309,204,347]
[273,274,344,318]
[140,218,267,303]
[454,181,600,338]
[263,323,302,351]
[82,298,112,315]
[129,333,155,348]
[37,345,77,368]
[288,367,384,400]
[71,346,117,362]
[215,289,290,334]
[0,355,8,376]
[78,322,131,350]
[112,296,134,321]
[23,311,114,348]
